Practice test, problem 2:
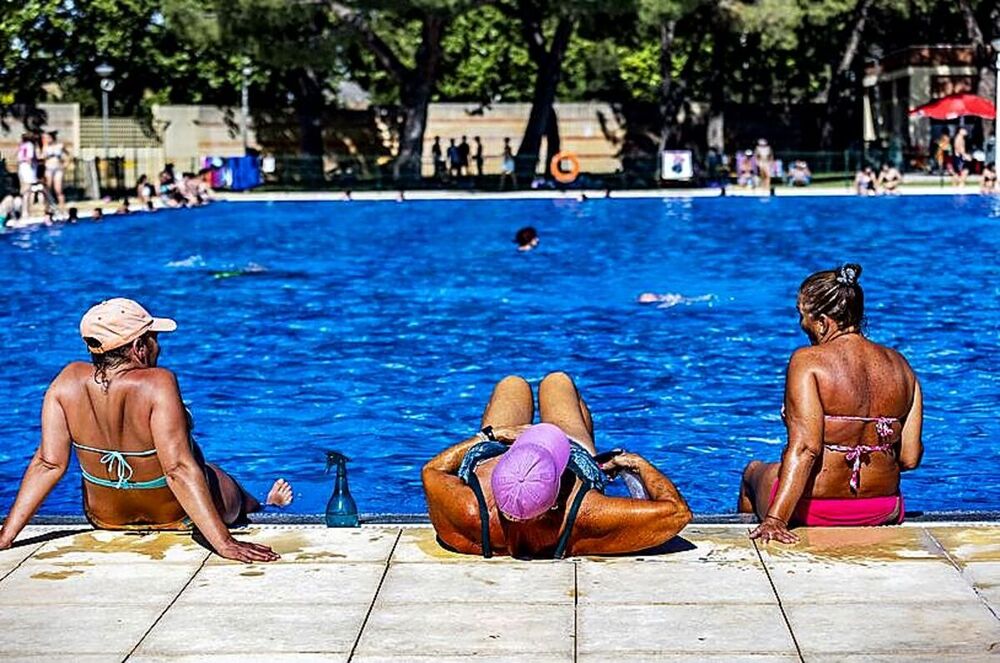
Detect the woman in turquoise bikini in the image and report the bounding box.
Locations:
[0,298,291,562]
[739,264,924,543]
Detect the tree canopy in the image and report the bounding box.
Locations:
[2,0,996,169]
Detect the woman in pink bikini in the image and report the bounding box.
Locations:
[739,263,923,543]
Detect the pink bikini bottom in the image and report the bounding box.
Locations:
[770,480,904,527]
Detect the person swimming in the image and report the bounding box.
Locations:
[738,264,923,543]
[514,226,539,251]
[211,263,267,279]
[637,292,715,308]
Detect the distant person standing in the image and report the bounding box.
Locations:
[738,150,756,188]
[42,131,68,209]
[458,136,471,177]
[754,138,773,190]
[473,136,484,178]
[952,127,970,187]
[431,136,445,180]
[447,139,460,179]
[17,133,37,208]
[934,132,952,175]
[499,138,517,191]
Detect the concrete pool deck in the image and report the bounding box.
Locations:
[1,522,999,661]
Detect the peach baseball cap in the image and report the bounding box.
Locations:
[79,298,176,354]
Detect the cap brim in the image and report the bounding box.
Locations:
[149,317,177,332]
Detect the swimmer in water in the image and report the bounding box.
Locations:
[515,226,539,251]
[637,293,715,308]
[212,263,267,280]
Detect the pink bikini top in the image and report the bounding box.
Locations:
[824,415,899,492]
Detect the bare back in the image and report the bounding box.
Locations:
[794,335,920,498]
[56,362,188,528]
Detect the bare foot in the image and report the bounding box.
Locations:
[266,478,294,507]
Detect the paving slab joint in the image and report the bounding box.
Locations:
[752,532,805,663]
[924,527,1000,624]
[347,527,402,662]
[121,550,211,661]
[573,561,579,663]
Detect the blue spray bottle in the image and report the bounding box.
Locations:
[325,450,359,527]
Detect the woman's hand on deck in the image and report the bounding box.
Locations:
[216,537,280,563]
[749,516,799,544]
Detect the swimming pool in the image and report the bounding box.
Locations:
[1,195,998,516]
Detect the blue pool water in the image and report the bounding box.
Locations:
[1,196,998,516]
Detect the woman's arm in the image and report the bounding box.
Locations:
[751,351,824,544]
[148,370,277,563]
[570,452,691,555]
[421,435,486,550]
[898,377,923,471]
[0,383,73,549]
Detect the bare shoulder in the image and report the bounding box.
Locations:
[882,343,915,372]
[127,367,182,398]
[141,367,179,386]
[49,361,92,392]
[788,345,824,372]
[866,339,917,379]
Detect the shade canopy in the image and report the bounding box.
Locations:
[909,94,996,120]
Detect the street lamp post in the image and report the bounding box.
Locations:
[95,63,115,159]
[240,65,253,154]
[992,39,1000,174]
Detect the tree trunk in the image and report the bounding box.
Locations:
[328,2,448,182]
[819,0,874,148]
[543,105,560,169]
[395,82,433,182]
[393,15,448,181]
[707,22,727,152]
[960,0,996,140]
[658,20,678,152]
[515,15,574,179]
[292,69,326,183]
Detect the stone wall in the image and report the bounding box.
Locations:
[2,102,627,184]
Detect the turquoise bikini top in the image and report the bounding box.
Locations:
[72,442,168,490]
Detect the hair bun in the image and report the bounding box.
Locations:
[836,263,862,286]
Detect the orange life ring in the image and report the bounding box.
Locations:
[549,151,580,183]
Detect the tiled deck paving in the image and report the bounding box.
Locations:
[0,523,998,662]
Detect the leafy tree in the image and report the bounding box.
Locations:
[329,1,491,180]
[637,0,704,151]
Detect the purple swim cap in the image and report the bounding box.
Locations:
[491,423,571,521]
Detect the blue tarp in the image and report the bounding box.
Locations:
[204,156,262,191]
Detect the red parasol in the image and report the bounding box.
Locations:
[908,94,996,120]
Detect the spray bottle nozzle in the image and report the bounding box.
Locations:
[325,450,350,474]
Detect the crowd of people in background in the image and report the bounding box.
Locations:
[4,130,70,223]
[1,140,215,228]
[429,135,520,191]
[431,135,486,181]
[4,124,998,225]
[933,125,996,188]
